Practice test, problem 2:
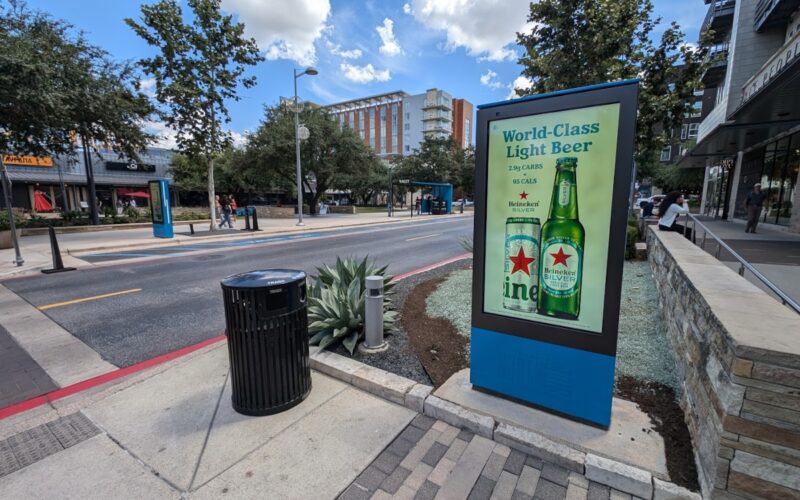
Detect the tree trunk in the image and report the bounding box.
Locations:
[208,156,217,230]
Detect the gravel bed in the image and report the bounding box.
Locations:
[616,261,680,393]
[331,258,472,385]
[423,260,680,395]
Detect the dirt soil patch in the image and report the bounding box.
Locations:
[615,375,699,492]
[400,275,469,387]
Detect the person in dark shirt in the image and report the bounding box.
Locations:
[744,183,767,233]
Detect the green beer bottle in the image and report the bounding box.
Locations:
[537,157,585,320]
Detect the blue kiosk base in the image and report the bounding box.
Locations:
[470,327,615,428]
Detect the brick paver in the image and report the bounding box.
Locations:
[339,418,610,500]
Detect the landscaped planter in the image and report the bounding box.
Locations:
[0,229,21,249]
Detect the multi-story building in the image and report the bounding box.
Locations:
[680,0,800,232]
[4,147,175,211]
[658,87,706,165]
[325,89,474,159]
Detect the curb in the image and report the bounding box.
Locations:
[308,346,700,500]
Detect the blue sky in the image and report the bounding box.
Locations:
[27,0,702,145]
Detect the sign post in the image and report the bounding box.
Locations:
[149,179,173,238]
[471,80,639,428]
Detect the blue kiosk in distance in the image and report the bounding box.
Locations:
[149,179,173,238]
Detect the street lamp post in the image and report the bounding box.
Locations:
[293,66,318,226]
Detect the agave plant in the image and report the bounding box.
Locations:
[307,256,398,354]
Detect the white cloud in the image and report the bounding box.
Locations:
[340,63,391,83]
[139,78,156,97]
[409,0,531,61]
[146,121,247,150]
[506,76,533,100]
[480,69,502,90]
[403,3,412,14]
[376,18,403,56]
[325,40,363,59]
[222,0,330,66]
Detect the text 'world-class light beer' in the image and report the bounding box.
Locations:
[538,157,585,320]
[503,217,540,313]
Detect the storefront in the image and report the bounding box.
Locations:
[5,148,175,212]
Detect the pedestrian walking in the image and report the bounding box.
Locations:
[219,195,233,229]
[230,195,238,224]
[215,194,221,225]
[658,191,691,239]
[744,183,767,233]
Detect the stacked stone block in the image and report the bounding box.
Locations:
[648,228,800,498]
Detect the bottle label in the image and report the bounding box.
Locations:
[540,239,581,297]
[558,180,571,207]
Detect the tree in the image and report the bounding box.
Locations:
[515,0,709,179]
[126,0,263,228]
[246,104,375,214]
[336,159,388,206]
[393,136,461,184]
[0,0,152,262]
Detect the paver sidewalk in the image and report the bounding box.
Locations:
[0,211,464,276]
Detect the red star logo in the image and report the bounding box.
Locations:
[519,191,528,200]
[509,247,535,275]
[550,246,572,267]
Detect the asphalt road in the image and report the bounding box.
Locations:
[3,216,473,368]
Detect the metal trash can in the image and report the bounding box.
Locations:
[220,269,312,415]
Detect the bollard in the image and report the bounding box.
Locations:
[41,226,76,274]
[251,207,260,231]
[244,209,251,231]
[359,275,388,354]
[189,223,195,235]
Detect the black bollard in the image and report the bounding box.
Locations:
[244,209,251,231]
[41,226,76,274]
[251,207,259,231]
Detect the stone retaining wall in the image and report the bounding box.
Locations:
[647,227,800,499]
[253,205,295,218]
[328,205,356,214]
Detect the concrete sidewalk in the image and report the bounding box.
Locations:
[0,343,416,499]
[0,211,461,277]
[0,340,687,500]
[691,216,800,306]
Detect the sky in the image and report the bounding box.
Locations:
[26,0,702,147]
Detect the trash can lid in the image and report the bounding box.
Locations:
[221,269,306,289]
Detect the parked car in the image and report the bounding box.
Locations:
[455,198,475,206]
[638,194,665,216]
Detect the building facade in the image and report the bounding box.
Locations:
[4,147,175,212]
[681,0,800,232]
[325,88,474,159]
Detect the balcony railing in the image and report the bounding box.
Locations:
[701,42,730,85]
[702,0,735,35]
[423,99,452,110]
[754,0,800,31]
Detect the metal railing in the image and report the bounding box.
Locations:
[681,213,800,314]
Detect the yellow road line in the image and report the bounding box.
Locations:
[38,288,143,311]
[405,233,442,242]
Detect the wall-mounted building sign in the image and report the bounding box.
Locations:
[106,160,156,173]
[471,80,639,428]
[2,155,54,167]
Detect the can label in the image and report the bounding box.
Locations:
[503,218,540,313]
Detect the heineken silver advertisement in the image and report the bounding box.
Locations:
[470,80,639,428]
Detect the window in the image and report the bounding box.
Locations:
[339,114,345,127]
[404,123,410,131]
[405,112,410,120]
[688,123,699,138]
[660,146,672,162]
[465,119,471,146]
[359,110,365,139]
[690,100,702,118]
[681,124,688,140]
[348,111,354,128]
[405,145,410,152]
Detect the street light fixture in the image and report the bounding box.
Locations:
[293,66,318,226]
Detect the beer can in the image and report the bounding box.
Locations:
[503,217,541,313]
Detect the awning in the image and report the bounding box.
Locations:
[678,54,800,167]
[34,191,54,212]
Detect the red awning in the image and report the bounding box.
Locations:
[123,191,150,198]
[34,191,54,212]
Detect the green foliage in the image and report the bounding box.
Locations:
[127,0,264,222]
[626,225,639,260]
[0,209,26,231]
[392,138,475,199]
[650,165,705,194]
[515,0,710,177]
[336,160,388,206]
[307,257,397,355]
[246,104,376,214]
[0,1,153,159]
[173,210,210,221]
[459,236,473,253]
